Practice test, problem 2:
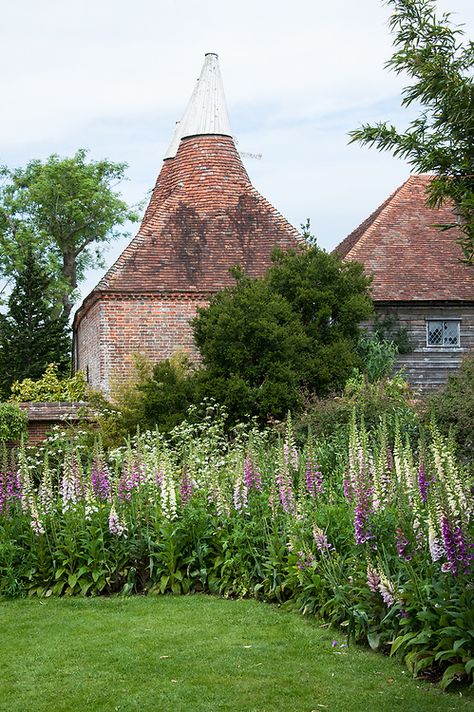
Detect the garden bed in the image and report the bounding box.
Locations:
[0,409,473,691]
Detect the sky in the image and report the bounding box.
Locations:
[1,0,473,307]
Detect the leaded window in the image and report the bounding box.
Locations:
[426,320,460,347]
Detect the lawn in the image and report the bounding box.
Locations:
[0,595,472,712]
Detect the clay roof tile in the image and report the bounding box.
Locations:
[335,174,474,302]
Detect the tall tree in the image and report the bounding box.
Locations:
[0,150,138,318]
[349,0,474,263]
[0,248,70,397]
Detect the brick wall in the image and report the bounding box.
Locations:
[75,292,209,391]
[73,299,103,388]
[27,421,59,445]
[18,402,91,445]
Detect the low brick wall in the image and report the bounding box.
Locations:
[18,402,91,445]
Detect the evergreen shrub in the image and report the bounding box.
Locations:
[192,247,373,424]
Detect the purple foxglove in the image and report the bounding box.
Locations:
[313,525,333,553]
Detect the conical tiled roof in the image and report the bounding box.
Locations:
[93,54,301,295]
[335,174,474,302]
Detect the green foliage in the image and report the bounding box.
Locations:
[0,249,70,397]
[193,275,308,422]
[349,0,474,263]
[372,313,412,355]
[390,584,474,690]
[425,355,474,459]
[357,332,398,382]
[10,363,87,403]
[139,353,199,433]
[192,248,373,424]
[0,403,27,442]
[0,150,138,318]
[296,372,419,447]
[85,353,197,446]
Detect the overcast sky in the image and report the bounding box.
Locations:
[1,0,473,306]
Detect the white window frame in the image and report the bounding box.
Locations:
[425,319,461,348]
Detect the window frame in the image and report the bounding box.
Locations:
[425,318,461,349]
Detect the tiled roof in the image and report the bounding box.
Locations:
[73,53,301,329]
[94,133,301,294]
[335,174,474,302]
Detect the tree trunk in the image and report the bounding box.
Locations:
[61,249,77,321]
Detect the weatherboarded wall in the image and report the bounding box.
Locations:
[375,303,474,392]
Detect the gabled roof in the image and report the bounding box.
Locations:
[76,54,301,310]
[335,174,474,302]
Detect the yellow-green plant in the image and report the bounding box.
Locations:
[0,403,27,441]
[10,364,87,402]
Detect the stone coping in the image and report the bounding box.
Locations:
[17,402,92,421]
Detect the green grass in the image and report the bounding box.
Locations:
[0,595,472,712]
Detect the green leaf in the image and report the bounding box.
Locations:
[414,655,435,675]
[410,630,432,645]
[439,663,466,691]
[404,650,420,675]
[390,632,416,656]
[80,580,93,595]
[367,631,381,651]
[438,626,464,638]
[453,638,470,653]
[96,578,106,592]
[160,575,170,594]
[52,580,66,595]
[434,649,458,662]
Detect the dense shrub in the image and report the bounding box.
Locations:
[192,248,373,424]
[193,272,310,422]
[10,363,87,402]
[86,354,199,447]
[296,372,419,445]
[139,354,199,433]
